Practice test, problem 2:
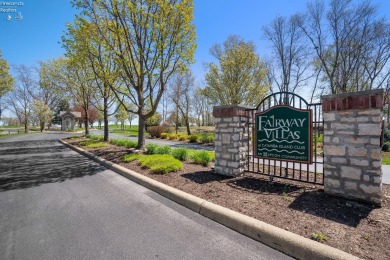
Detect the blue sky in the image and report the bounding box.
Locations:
[1,0,390,85]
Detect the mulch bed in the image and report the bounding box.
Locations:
[66,137,390,260]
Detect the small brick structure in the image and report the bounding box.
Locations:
[213,105,252,177]
[322,89,383,205]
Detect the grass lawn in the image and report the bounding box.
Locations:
[107,124,215,138]
[108,125,149,137]
[382,151,390,165]
[0,126,24,129]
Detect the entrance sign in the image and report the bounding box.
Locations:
[255,105,312,163]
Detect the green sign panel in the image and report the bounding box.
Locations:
[255,106,312,163]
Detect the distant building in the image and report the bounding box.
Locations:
[60,111,81,131]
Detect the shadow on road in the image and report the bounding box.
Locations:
[0,140,106,192]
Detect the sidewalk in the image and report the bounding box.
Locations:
[382,165,390,184]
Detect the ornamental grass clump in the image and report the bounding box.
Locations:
[172,147,188,161]
[160,133,168,139]
[191,150,212,166]
[138,154,182,174]
[145,143,159,154]
[155,145,171,155]
[199,133,215,144]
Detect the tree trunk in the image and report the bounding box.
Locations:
[185,117,191,136]
[40,121,45,132]
[137,116,146,149]
[103,101,109,142]
[84,110,89,135]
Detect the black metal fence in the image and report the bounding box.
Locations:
[245,92,324,185]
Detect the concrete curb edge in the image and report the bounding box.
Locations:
[59,139,360,260]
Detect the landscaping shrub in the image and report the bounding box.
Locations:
[160,133,168,139]
[191,150,212,166]
[188,134,198,143]
[178,134,187,141]
[138,154,182,174]
[109,138,137,148]
[169,133,177,140]
[383,141,390,152]
[199,133,215,144]
[122,153,143,162]
[155,145,171,155]
[145,143,159,154]
[383,129,390,151]
[147,126,163,138]
[161,123,171,133]
[172,147,188,161]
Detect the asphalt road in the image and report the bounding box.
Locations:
[0,132,290,260]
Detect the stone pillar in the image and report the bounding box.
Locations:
[213,105,252,177]
[322,89,383,205]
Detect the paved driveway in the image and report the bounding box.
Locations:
[0,133,290,260]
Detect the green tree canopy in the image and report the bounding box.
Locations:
[203,35,270,106]
[32,100,54,132]
[0,50,13,97]
[67,0,197,149]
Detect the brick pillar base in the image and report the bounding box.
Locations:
[322,89,383,205]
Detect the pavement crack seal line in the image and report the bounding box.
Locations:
[59,140,360,260]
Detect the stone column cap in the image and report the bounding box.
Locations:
[213,105,254,118]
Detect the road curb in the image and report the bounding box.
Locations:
[60,139,360,260]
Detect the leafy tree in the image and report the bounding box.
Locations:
[88,106,99,128]
[31,100,54,132]
[127,102,137,129]
[169,72,194,135]
[204,35,270,106]
[63,18,119,142]
[145,112,162,128]
[115,104,128,130]
[39,59,68,111]
[53,98,70,125]
[70,0,196,149]
[65,58,95,135]
[0,50,14,122]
